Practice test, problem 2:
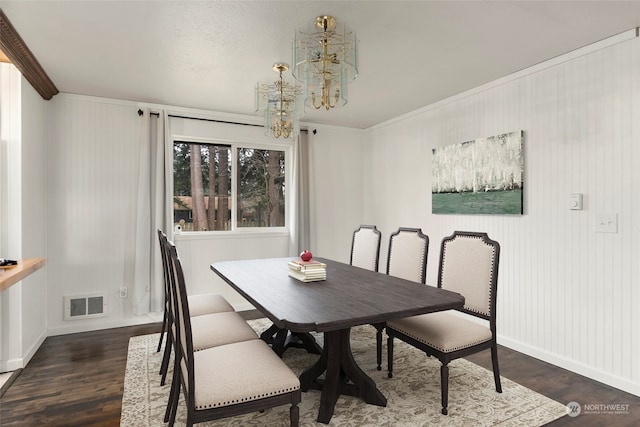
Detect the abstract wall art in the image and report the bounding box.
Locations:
[432,131,524,215]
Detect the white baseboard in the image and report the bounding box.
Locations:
[47,313,161,337]
[0,358,23,373]
[2,330,48,371]
[21,329,47,368]
[498,334,640,398]
[46,304,258,337]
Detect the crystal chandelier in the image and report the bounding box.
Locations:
[255,63,304,139]
[292,15,358,110]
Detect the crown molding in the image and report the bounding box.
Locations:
[0,8,58,100]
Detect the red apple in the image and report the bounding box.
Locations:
[300,250,313,262]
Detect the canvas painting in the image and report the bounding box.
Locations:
[432,131,523,215]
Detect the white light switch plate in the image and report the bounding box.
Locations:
[595,213,617,233]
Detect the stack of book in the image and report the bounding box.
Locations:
[288,259,327,282]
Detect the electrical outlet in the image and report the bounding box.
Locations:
[119,287,128,298]
[595,213,617,233]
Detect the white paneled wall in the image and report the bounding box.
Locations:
[0,67,48,371]
[0,63,23,372]
[19,77,48,367]
[364,36,640,395]
[308,125,366,263]
[46,95,146,334]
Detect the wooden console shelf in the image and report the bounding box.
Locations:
[0,258,46,292]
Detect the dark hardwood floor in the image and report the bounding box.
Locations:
[0,312,638,426]
[466,349,639,426]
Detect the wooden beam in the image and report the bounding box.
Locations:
[0,8,58,100]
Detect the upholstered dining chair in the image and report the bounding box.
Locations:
[165,240,301,427]
[157,231,258,385]
[386,227,429,283]
[373,227,429,370]
[157,230,234,353]
[349,224,382,271]
[386,231,501,415]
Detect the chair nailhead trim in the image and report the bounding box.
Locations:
[391,325,491,352]
[195,386,300,410]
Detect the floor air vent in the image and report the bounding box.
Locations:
[64,294,108,320]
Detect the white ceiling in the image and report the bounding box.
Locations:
[2,1,640,129]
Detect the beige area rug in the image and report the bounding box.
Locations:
[121,318,567,426]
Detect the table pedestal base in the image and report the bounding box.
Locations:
[299,328,387,424]
[260,324,322,357]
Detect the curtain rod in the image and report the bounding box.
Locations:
[167,113,263,128]
[138,109,308,133]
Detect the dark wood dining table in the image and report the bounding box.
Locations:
[210,257,465,424]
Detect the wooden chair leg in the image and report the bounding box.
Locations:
[290,402,300,427]
[440,363,449,415]
[491,344,502,393]
[387,335,394,378]
[157,309,168,352]
[375,324,384,370]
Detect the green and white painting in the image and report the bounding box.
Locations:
[432,131,523,215]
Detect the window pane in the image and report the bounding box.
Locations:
[237,148,285,227]
[173,142,231,231]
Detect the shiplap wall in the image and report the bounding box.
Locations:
[364,35,640,395]
[308,125,366,263]
[46,96,146,334]
[19,76,48,367]
[0,66,48,371]
[0,63,23,371]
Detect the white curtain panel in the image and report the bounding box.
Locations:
[150,111,171,312]
[131,109,169,315]
[291,129,311,256]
